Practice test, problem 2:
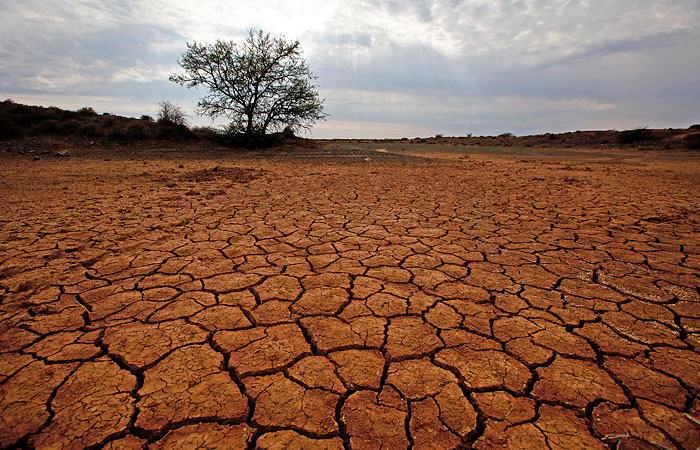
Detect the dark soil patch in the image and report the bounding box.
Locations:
[179,166,263,183]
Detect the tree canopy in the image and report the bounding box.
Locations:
[170,29,326,144]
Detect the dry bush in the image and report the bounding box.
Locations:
[0,100,218,145]
[157,101,187,126]
[56,119,81,135]
[617,127,656,144]
[0,117,23,139]
[76,106,97,116]
[686,133,700,149]
[192,126,220,140]
[78,123,101,138]
[124,122,149,140]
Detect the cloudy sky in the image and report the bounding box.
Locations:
[1,0,699,138]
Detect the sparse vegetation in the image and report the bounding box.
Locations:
[0,101,199,144]
[124,122,149,141]
[76,106,97,116]
[686,133,700,149]
[157,101,187,126]
[0,116,22,139]
[191,126,220,141]
[1,99,697,153]
[617,127,656,144]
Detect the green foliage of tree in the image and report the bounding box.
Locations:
[170,29,326,144]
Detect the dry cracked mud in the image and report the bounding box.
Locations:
[1,145,700,449]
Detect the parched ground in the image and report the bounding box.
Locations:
[1,144,699,450]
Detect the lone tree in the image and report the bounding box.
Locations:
[170,29,326,145]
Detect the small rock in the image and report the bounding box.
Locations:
[33,156,40,161]
[54,151,70,157]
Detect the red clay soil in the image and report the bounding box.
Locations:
[0,144,699,450]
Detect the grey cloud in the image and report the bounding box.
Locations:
[311,20,699,136]
[536,30,691,70]
[2,27,183,99]
[323,32,375,48]
[370,0,435,22]
[0,0,185,93]
[1,0,699,137]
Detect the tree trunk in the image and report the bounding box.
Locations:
[245,111,254,137]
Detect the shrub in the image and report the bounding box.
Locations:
[192,126,219,140]
[78,123,101,138]
[690,124,700,130]
[46,106,76,121]
[56,119,80,135]
[156,121,195,141]
[215,122,280,147]
[498,132,514,137]
[77,106,97,116]
[617,127,655,144]
[157,101,187,126]
[107,128,127,141]
[140,114,154,122]
[282,125,296,138]
[124,122,149,140]
[35,119,60,134]
[686,133,700,149]
[0,117,23,140]
[435,133,444,138]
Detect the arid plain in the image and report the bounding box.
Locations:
[1,142,699,450]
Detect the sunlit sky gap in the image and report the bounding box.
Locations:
[1,0,698,138]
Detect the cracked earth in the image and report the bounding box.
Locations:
[1,146,699,450]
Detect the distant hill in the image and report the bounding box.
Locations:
[0,99,207,145]
[1,99,698,150]
[347,126,700,151]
